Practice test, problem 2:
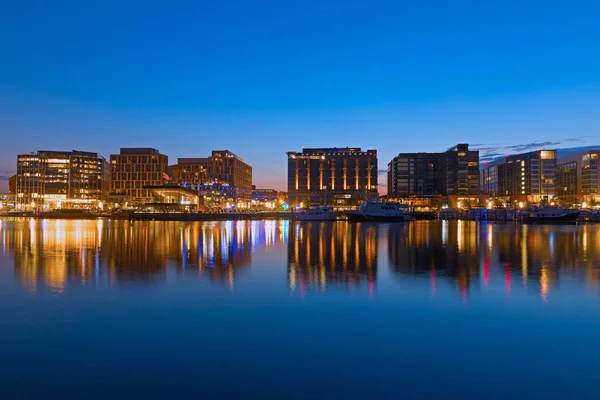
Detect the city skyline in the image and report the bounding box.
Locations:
[2,1,600,193]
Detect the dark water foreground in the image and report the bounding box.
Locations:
[1,219,599,399]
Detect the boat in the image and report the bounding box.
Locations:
[345,200,411,222]
[294,205,337,221]
[519,206,580,223]
[578,210,600,223]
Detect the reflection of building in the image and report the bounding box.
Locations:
[7,219,280,291]
[481,150,557,203]
[387,144,480,199]
[287,222,377,294]
[387,221,480,297]
[16,150,109,209]
[555,150,600,202]
[109,148,169,203]
[286,147,378,208]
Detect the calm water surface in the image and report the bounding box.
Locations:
[1,219,600,399]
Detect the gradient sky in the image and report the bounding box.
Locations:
[1,0,600,193]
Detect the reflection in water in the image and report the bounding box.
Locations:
[3,219,286,292]
[388,221,480,301]
[388,221,600,301]
[287,222,377,297]
[1,219,600,300]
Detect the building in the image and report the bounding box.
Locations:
[207,150,252,201]
[480,149,557,203]
[0,193,15,212]
[252,187,278,201]
[555,150,600,203]
[168,151,252,206]
[8,174,16,194]
[168,158,208,189]
[109,148,168,203]
[286,147,378,208]
[387,144,480,199]
[16,150,109,209]
[145,184,203,212]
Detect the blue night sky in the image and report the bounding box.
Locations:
[1,0,599,192]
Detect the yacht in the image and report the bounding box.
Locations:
[294,205,337,221]
[520,206,579,223]
[346,200,411,222]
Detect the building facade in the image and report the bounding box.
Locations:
[480,150,557,203]
[168,151,252,205]
[287,147,378,207]
[168,158,208,188]
[387,143,479,198]
[8,174,16,194]
[555,150,600,202]
[16,150,109,209]
[207,150,252,201]
[109,148,168,202]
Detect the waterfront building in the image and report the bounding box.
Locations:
[109,148,168,203]
[555,150,600,203]
[169,151,252,206]
[145,184,203,212]
[252,187,278,201]
[8,174,16,194]
[480,150,557,203]
[251,187,279,209]
[207,150,252,202]
[387,144,480,203]
[0,193,15,211]
[16,150,109,209]
[286,147,378,208]
[168,158,208,188]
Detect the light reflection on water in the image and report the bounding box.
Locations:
[1,219,600,398]
[1,219,600,299]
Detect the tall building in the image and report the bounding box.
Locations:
[168,151,252,204]
[109,148,168,202]
[555,150,600,202]
[287,147,378,207]
[387,144,479,198]
[16,150,109,209]
[480,149,557,202]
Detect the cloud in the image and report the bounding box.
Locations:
[377,169,387,174]
[472,146,501,153]
[0,175,10,181]
[480,153,504,161]
[504,141,560,152]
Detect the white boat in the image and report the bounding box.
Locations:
[346,200,411,222]
[294,205,337,221]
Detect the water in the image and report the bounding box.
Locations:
[1,219,600,399]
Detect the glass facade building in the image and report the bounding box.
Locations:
[16,150,109,209]
[388,144,479,198]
